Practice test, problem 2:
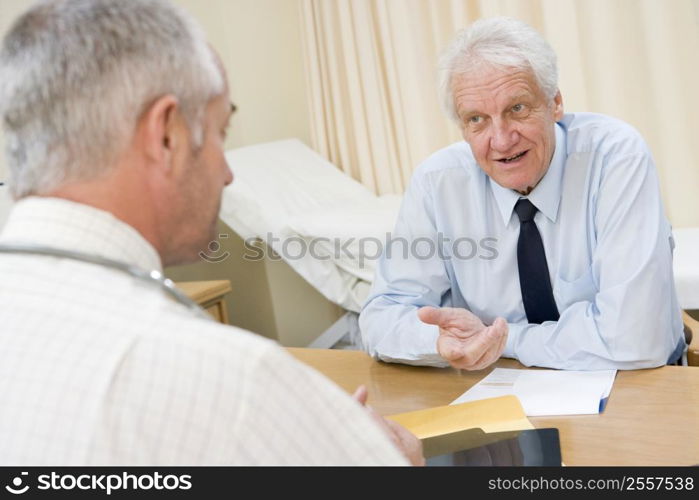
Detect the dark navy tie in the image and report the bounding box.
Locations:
[514,199,559,324]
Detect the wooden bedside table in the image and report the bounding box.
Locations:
[683,311,699,366]
[175,280,232,324]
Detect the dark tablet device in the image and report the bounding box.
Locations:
[425,428,562,466]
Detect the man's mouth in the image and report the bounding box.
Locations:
[497,150,528,164]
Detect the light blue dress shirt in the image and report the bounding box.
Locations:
[359,113,684,370]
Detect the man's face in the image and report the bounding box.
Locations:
[166,90,234,265]
[452,66,563,194]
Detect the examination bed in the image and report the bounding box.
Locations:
[219,139,401,347]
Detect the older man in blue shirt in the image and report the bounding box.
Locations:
[359,17,685,370]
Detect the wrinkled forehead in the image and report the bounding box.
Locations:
[452,60,540,94]
[451,67,542,113]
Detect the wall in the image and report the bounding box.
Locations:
[172,0,311,150]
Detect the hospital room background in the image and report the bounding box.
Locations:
[1,0,698,349]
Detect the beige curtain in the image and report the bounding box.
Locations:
[300,0,699,227]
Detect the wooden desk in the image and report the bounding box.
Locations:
[289,348,699,466]
[176,280,232,324]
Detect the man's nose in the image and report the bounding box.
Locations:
[490,119,519,152]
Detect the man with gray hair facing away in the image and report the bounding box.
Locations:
[360,17,685,371]
[0,0,421,465]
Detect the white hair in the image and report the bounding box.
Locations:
[0,0,224,199]
[438,17,558,122]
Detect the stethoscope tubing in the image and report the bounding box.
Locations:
[0,243,211,320]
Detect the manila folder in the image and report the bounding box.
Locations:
[387,395,533,440]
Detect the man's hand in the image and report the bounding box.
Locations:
[418,306,508,370]
[352,386,425,466]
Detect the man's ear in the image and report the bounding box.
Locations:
[552,90,564,121]
[139,94,180,167]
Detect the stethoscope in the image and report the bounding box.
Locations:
[0,243,212,320]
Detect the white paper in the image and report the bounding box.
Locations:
[451,368,617,416]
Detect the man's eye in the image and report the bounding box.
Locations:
[469,116,482,124]
[512,104,525,113]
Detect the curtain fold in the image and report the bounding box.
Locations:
[300,0,699,226]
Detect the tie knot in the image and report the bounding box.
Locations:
[514,199,538,222]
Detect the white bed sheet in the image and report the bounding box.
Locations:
[220,139,401,312]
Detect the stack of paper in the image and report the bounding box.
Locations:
[451,368,617,416]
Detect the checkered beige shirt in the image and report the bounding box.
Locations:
[0,197,406,465]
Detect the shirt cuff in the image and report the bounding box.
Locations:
[502,322,526,359]
[377,320,446,367]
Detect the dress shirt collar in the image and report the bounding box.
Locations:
[489,123,566,226]
[0,196,162,273]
